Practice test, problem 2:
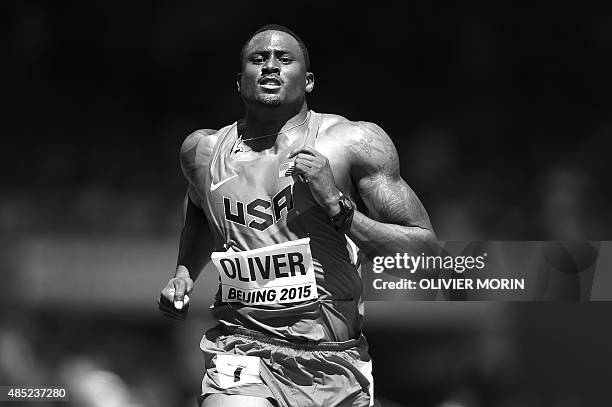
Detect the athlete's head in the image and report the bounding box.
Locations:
[237,24,314,108]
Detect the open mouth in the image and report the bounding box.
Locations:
[258,76,282,87]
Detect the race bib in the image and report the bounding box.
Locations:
[211,238,318,306]
[216,354,263,389]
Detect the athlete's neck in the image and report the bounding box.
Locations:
[241,103,309,148]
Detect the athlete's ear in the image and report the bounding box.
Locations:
[305,72,314,94]
[236,73,242,93]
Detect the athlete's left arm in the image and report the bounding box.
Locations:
[289,121,436,258]
[346,122,436,258]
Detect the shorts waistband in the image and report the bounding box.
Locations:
[220,324,363,352]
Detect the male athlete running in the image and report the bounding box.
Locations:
[159,24,435,407]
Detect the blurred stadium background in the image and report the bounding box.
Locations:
[2,2,612,406]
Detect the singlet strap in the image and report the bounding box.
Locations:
[304,111,323,147]
[208,122,238,174]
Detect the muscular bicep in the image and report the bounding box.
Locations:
[184,185,205,215]
[358,174,432,229]
[350,122,433,230]
[177,189,215,275]
[186,183,205,209]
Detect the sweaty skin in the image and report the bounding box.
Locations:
[178,114,436,264]
[161,29,436,310]
[159,28,435,407]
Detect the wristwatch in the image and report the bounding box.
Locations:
[329,192,355,233]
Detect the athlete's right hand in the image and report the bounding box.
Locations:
[158,267,193,321]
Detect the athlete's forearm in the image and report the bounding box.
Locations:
[347,210,436,260]
[176,197,214,281]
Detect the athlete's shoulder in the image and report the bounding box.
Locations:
[317,113,395,165]
[180,128,217,157]
[317,112,352,136]
[317,112,388,143]
[179,124,234,182]
[180,124,236,164]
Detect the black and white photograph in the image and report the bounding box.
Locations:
[2,3,612,406]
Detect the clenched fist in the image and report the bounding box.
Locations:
[287,145,341,217]
[158,266,193,321]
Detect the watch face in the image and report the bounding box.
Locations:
[345,197,353,210]
[341,195,353,210]
[332,194,355,232]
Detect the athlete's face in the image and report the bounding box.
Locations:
[238,31,314,108]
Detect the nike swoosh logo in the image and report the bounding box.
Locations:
[210,175,238,191]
